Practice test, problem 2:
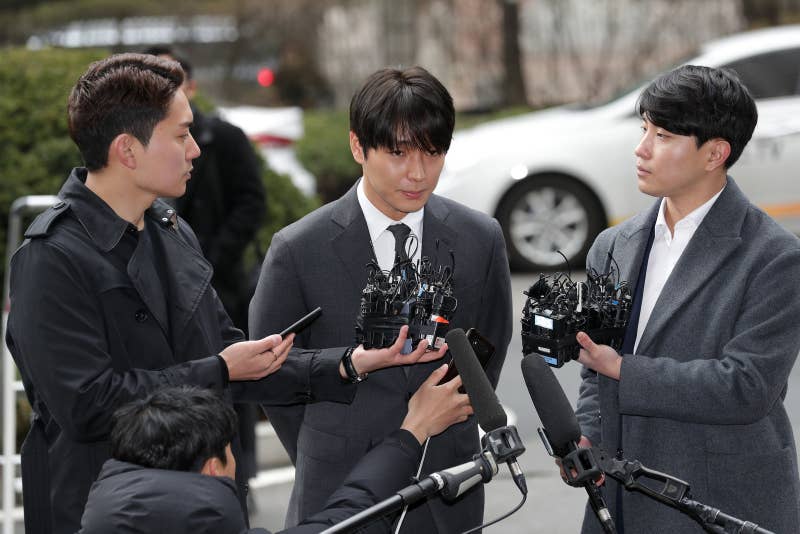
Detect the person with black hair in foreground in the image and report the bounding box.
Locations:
[80,372,471,534]
[574,65,800,533]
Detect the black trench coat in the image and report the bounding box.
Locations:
[6,169,352,534]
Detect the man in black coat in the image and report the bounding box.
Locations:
[79,380,472,533]
[6,53,443,534]
[145,45,266,485]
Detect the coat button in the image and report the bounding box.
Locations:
[134,309,148,323]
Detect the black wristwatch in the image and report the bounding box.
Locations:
[341,346,368,383]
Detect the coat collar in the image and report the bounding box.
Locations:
[59,168,132,252]
[634,177,746,353]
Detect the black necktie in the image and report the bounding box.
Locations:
[387,223,411,264]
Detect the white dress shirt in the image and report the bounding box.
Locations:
[356,178,424,271]
[634,187,725,352]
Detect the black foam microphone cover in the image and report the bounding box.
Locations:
[521,354,582,448]
[445,328,506,432]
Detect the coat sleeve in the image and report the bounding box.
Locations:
[6,240,227,443]
[575,230,614,444]
[617,246,800,425]
[476,219,513,388]
[231,347,355,406]
[205,121,266,273]
[278,429,422,534]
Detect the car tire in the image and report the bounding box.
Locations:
[495,174,606,272]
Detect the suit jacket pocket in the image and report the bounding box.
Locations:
[298,424,348,463]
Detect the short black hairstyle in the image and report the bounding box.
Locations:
[68,53,184,171]
[110,386,237,473]
[636,64,757,168]
[350,66,455,156]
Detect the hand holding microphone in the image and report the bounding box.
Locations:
[521,354,617,534]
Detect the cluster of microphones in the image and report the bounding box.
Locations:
[323,325,777,534]
[336,260,774,533]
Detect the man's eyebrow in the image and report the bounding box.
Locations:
[179,120,193,129]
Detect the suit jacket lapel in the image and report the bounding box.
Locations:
[614,204,659,293]
[421,195,456,266]
[330,185,375,302]
[636,179,745,354]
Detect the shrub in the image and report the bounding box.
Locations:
[0,47,107,285]
[295,109,361,204]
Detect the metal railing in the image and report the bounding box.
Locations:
[2,195,59,534]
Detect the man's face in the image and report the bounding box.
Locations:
[634,119,710,199]
[132,89,200,198]
[350,132,445,220]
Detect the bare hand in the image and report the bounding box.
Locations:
[345,325,448,377]
[221,333,295,381]
[576,331,622,380]
[401,364,474,444]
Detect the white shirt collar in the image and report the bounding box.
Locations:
[356,178,424,243]
[654,185,725,238]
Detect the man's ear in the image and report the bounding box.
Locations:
[349,131,366,165]
[109,133,138,171]
[200,456,222,477]
[705,138,731,172]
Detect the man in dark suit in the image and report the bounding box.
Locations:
[250,66,513,533]
[575,65,800,533]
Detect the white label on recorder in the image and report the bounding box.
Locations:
[534,315,554,330]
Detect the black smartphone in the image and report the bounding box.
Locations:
[438,327,495,385]
[279,307,322,337]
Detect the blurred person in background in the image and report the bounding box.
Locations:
[145,45,265,487]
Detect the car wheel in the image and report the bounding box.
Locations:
[496,174,606,272]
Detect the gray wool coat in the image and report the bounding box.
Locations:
[576,178,800,534]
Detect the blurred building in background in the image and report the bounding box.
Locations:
[2,0,799,110]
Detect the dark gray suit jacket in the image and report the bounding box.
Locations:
[250,185,513,533]
[576,179,800,533]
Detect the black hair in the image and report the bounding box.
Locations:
[68,53,185,171]
[636,64,757,168]
[110,386,237,473]
[350,66,455,156]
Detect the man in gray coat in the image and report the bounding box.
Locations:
[250,66,513,533]
[574,65,800,533]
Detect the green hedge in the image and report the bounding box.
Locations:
[295,109,361,204]
[0,47,107,286]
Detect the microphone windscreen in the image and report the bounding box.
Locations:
[521,354,582,447]
[445,328,506,432]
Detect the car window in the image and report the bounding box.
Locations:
[724,47,800,99]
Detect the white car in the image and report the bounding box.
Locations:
[217,105,317,196]
[435,25,800,271]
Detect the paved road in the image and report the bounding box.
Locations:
[250,273,800,532]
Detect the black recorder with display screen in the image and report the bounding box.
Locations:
[439,328,494,388]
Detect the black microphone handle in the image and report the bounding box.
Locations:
[679,498,776,534]
[584,477,616,534]
[562,440,616,534]
[438,452,497,500]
